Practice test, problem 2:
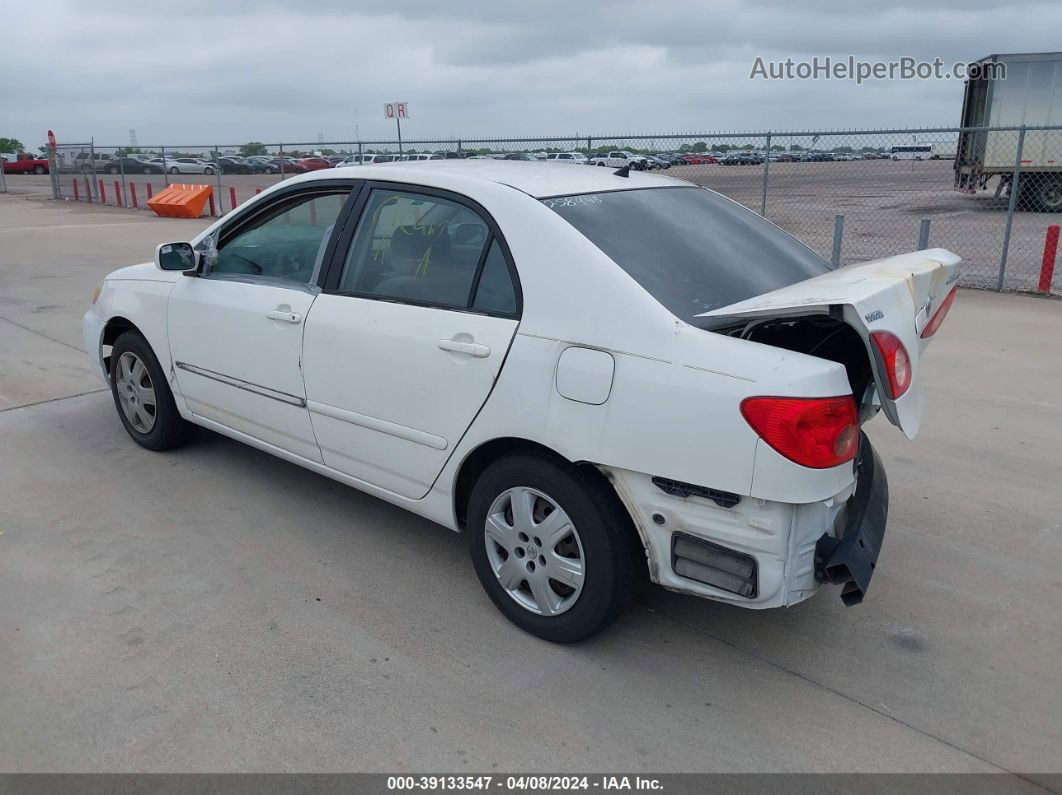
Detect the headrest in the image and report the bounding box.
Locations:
[390,224,452,263]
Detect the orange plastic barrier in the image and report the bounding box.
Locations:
[146,183,214,218]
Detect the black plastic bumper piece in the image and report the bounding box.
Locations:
[814,432,889,606]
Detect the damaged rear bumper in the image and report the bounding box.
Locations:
[601,435,889,609]
[814,433,889,606]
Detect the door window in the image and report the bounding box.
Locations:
[203,190,349,285]
[338,189,497,310]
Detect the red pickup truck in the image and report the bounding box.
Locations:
[2,153,49,174]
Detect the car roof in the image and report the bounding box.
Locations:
[323,159,690,198]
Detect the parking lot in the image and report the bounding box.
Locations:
[0,192,1060,778]
[8,157,1060,294]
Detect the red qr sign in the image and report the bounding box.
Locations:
[47,130,57,152]
[384,102,409,120]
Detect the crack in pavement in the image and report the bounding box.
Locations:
[0,313,86,354]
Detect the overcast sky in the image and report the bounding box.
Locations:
[3,0,1059,149]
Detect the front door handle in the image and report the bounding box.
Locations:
[266,309,303,324]
[438,339,491,358]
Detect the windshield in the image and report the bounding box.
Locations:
[543,187,831,321]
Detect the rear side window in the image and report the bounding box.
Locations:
[472,241,517,314]
[543,187,831,321]
[334,189,519,316]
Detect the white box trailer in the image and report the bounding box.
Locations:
[954,52,1062,211]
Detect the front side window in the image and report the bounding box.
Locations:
[203,190,348,285]
[338,189,516,314]
[543,187,831,321]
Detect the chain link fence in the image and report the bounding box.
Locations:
[40,125,1062,294]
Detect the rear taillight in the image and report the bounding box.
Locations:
[870,331,912,398]
[920,286,958,338]
[740,396,859,469]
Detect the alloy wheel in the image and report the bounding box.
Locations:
[484,487,585,616]
[115,352,157,434]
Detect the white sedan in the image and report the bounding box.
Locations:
[161,157,216,175]
[83,161,960,642]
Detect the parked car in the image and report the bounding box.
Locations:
[259,158,308,174]
[503,153,536,161]
[720,153,761,165]
[642,155,670,170]
[300,157,333,171]
[84,162,960,642]
[337,154,377,167]
[214,157,254,175]
[681,153,718,165]
[102,157,164,175]
[163,158,216,175]
[71,152,114,171]
[801,152,835,162]
[2,153,49,174]
[589,151,649,170]
[544,152,590,165]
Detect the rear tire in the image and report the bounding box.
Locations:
[108,331,195,451]
[34,165,46,175]
[467,453,640,643]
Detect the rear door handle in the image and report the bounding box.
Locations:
[265,309,303,324]
[438,339,491,358]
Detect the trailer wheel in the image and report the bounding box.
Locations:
[1020,177,1062,212]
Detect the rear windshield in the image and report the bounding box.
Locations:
[544,187,831,321]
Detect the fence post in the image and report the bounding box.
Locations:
[119,154,127,208]
[587,136,592,156]
[279,143,285,179]
[918,218,931,250]
[0,155,7,194]
[1039,225,1059,294]
[49,149,60,199]
[89,138,99,202]
[831,214,845,267]
[214,145,223,215]
[457,139,463,158]
[357,140,362,162]
[997,126,1026,292]
[760,132,771,217]
[162,145,169,187]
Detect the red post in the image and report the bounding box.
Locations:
[114,181,122,207]
[146,183,153,200]
[72,179,80,201]
[130,183,138,208]
[98,180,106,204]
[255,187,262,194]
[229,186,237,211]
[1040,225,1059,293]
[208,191,216,217]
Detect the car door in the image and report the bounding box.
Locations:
[302,184,521,499]
[168,183,358,461]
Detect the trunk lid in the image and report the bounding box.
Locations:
[699,248,961,439]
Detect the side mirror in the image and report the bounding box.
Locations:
[155,242,199,272]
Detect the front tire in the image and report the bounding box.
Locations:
[467,453,640,643]
[34,165,47,174]
[109,331,195,451]
[169,167,179,174]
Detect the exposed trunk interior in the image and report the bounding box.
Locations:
[714,315,876,413]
